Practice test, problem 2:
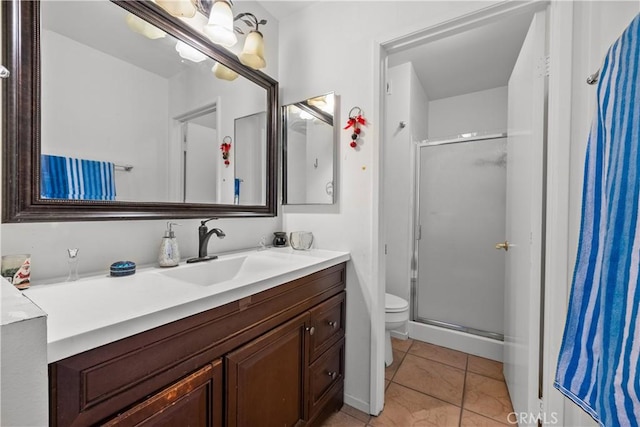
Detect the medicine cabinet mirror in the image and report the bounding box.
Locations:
[282,92,337,205]
[2,0,278,222]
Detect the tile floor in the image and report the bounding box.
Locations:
[321,338,515,427]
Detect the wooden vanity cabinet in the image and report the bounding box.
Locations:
[226,291,346,427]
[49,263,346,427]
[102,360,223,427]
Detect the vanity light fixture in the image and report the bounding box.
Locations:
[175,40,207,62]
[202,1,268,70]
[125,13,166,39]
[203,0,237,48]
[156,0,197,18]
[212,63,239,81]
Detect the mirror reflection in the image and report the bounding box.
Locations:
[40,1,267,205]
[283,93,336,205]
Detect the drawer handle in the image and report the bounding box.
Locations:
[328,320,338,329]
[327,371,338,380]
[306,326,315,336]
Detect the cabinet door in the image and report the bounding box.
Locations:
[102,360,223,427]
[226,313,310,427]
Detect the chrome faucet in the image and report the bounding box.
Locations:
[186,218,226,264]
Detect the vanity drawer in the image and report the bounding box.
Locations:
[308,338,345,420]
[308,292,345,362]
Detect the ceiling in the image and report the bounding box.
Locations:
[388,10,536,101]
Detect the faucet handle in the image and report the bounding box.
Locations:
[200,217,219,227]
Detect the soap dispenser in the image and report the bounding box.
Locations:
[158,222,181,267]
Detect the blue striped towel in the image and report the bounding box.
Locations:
[41,154,116,201]
[555,13,640,427]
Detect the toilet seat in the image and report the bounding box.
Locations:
[385,293,409,313]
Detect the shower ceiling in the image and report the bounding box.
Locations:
[388,10,536,100]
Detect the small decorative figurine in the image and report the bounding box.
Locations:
[220,136,232,166]
[344,106,366,149]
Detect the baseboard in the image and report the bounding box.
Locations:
[343,392,370,415]
[408,321,503,362]
[390,330,409,340]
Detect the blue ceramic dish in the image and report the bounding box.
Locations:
[110,260,136,277]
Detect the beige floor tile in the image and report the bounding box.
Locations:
[321,410,367,427]
[467,355,504,381]
[341,404,371,424]
[463,372,514,424]
[460,410,509,426]
[408,341,468,370]
[393,354,465,406]
[385,349,406,380]
[391,337,414,353]
[369,383,461,427]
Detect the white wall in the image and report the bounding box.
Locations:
[41,30,170,202]
[562,2,640,426]
[428,86,508,139]
[278,0,498,413]
[384,62,428,307]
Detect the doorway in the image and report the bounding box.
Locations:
[379,2,549,421]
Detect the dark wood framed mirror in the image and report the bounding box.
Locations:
[2,0,278,222]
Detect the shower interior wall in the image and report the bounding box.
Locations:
[384,62,429,330]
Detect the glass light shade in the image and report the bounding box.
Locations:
[203,1,237,47]
[125,13,166,39]
[212,63,239,81]
[239,31,266,69]
[156,0,196,18]
[175,41,207,63]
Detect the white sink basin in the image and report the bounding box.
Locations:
[157,251,298,286]
[159,256,247,286]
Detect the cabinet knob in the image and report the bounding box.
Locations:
[328,320,338,329]
[306,326,315,336]
[327,371,337,380]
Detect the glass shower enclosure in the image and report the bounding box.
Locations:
[413,134,507,341]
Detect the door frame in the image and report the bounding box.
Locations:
[372,0,573,420]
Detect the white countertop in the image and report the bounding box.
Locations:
[23,247,350,363]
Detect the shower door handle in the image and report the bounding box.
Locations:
[495,241,510,251]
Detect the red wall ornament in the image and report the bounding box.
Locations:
[344,106,366,149]
[220,136,232,166]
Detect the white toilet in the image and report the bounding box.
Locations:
[385,293,410,367]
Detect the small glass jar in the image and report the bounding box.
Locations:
[272,232,288,247]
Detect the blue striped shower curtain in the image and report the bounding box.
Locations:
[555,13,640,427]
